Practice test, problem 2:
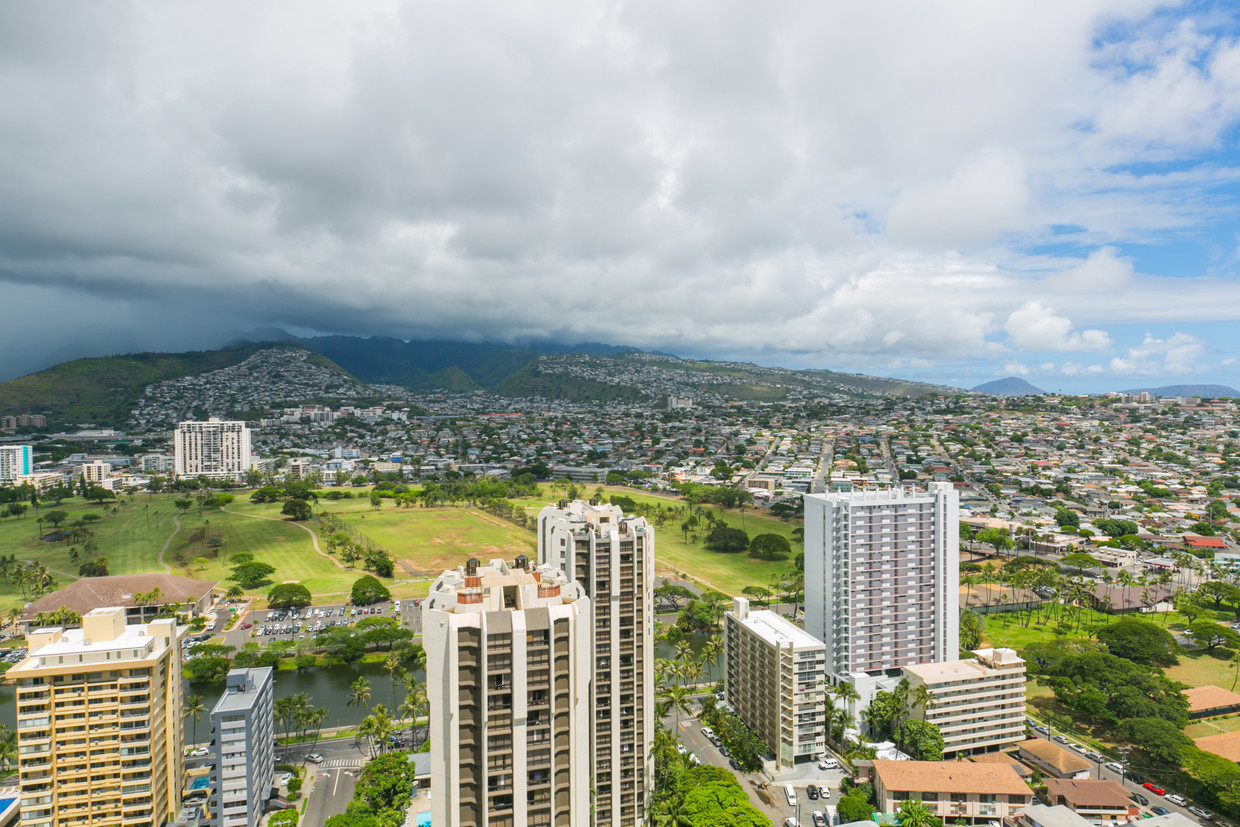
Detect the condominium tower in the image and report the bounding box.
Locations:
[723,597,826,768]
[11,607,184,827]
[0,444,32,483]
[902,648,1026,757]
[210,668,275,827]
[424,557,592,827]
[803,483,960,682]
[538,499,655,827]
[173,419,252,481]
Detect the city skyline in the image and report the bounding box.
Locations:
[1,3,1240,393]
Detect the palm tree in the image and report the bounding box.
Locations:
[0,726,16,777]
[897,799,939,827]
[184,694,207,746]
[347,676,372,728]
[912,683,936,723]
[659,683,693,735]
[400,674,428,749]
[384,651,405,710]
[359,704,395,758]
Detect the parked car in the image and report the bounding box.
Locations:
[1069,743,1088,755]
[813,812,826,827]
[1167,795,1188,807]
[1105,762,1124,773]
[784,820,801,827]
[306,753,324,764]
[1132,794,1149,806]
[817,784,831,800]
[1033,724,1049,735]
[701,726,715,741]
[675,744,687,756]
[188,747,209,757]
[818,756,839,770]
[1053,735,1069,744]
[1188,806,1213,821]
[807,786,819,801]
[728,757,741,771]
[1152,808,1171,817]
[1086,751,1104,763]
[1144,783,1166,796]
[240,623,252,630]
[719,745,730,757]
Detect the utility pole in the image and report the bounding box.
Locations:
[1119,744,1130,785]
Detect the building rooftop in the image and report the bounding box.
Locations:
[729,601,824,650]
[213,667,273,714]
[1018,739,1092,774]
[426,557,584,615]
[1017,803,1095,827]
[1043,778,1131,808]
[22,573,216,619]
[1184,685,1240,714]
[904,648,1022,683]
[1194,729,1240,762]
[873,760,1032,796]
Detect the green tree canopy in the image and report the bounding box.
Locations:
[748,533,792,560]
[704,526,749,552]
[1096,618,1180,666]
[268,583,313,609]
[281,499,313,521]
[351,575,392,606]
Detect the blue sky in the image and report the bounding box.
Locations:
[2,1,1240,392]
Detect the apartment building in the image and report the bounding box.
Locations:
[173,419,252,481]
[902,648,1026,757]
[803,484,960,684]
[1041,779,1138,824]
[723,597,826,768]
[424,557,592,827]
[81,461,112,485]
[0,445,32,483]
[537,499,655,827]
[12,607,184,827]
[871,760,1033,825]
[210,668,274,827]
[1,414,46,432]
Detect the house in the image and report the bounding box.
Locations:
[1017,739,1092,779]
[1015,803,1096,827]
[1041,779,1137,823]
[1085,584,1174,614]
[870,760,1033,826]
[22,574,217,629]
[968,751,1035,782]
[1184,685,1240,719]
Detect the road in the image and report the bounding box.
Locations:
[304,764,361,827]
[1027,728,1211,823]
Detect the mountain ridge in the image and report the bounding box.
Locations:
[972,376,1045,396]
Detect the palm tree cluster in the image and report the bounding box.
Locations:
[0,556,57,600]
[348,662,430,759]
[274,692,329,760]
[28,606,82,629]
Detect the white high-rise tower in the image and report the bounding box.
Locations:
[173,419,251,480]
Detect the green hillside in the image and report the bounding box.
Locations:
[496,362,648,403]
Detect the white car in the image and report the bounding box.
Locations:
[675,744,687,756]
[1166,794,1187,807]
[1104,762,1123,773]
[188,747,209,757]
[818,757,839,770]
[278,773,293,786]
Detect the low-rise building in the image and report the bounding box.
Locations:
[901,648,1026,757]
[21,574,216,630]
[870,760,1033,825]
[723,597,827,768]
[1017,739,1091,780]
[1041,779,1137,824]
[1184,685,1240,719]
[1015,803,1095,827]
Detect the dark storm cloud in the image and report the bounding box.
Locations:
[3,0,1240,388]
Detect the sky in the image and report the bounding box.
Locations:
[3,2,1240,393]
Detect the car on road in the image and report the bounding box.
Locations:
[1033,724,1049,735]
[1086,751,1104,762]
[278,772,292,786]
[818,756,839,770]
[187,747,209,757]
[1132,794,1150,807]
[807,786,819,801]
[728,757,741,771]
[240,623,252,630]
[1144,783,1166,796]
[306,753,324,764]
[1166,795,1188,807]
[1152,808,1171,817]
[784,820,801,827]
[1188,807,1213,821]
[1069,743,1088,755]
[812,812,826,827]
[1053,735,1069,744]
[675,744,687,756]
[1105,762,1123,773]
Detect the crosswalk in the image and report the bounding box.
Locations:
[322,758,365,769]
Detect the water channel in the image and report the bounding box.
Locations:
[0,632,721,738]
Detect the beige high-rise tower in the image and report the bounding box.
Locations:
[12,607,184,827]
[424,557,592,827]
[538,499,654,827]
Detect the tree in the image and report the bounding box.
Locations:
[281,499,313,521]
[740,585,772,607]
[654,583,695,611]
[185,694,207,745]
[229,561,276,589]
[1186,620,1240,653]
[896,720,945,761]
[44,510,68,529]
[748,533,791,560]
[268,583,313,609]
[839,794,876,823]
[1096,618,1179,666]
[897,799,942,827]
[960,610,985,650]
[347,676,372,727]
[1117,717,1192,769]
[704,526,749,552]
[351,575,392,606]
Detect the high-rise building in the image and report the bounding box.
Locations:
[902,648,1026,757]
[538,499,655,827]
[11,607,184,827]
[723,597,826,768]
[210,668,275,827]
[0,445,32,483]
[803,483,960,684]
[173,419,252,481]
[424,557,592,827]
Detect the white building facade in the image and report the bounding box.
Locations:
[0,445,32,483]
[210,668,274,827]
[424,557,592,827]
[173,419,252,481]
[902,647,1027,757]
[804,484,960,687]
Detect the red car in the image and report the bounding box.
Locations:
[1143,783,1166,796]
[240,623,252,630]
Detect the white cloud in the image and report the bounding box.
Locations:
[1060,361,1106,376]
[1109,332,1206,376]
[1045,247,1134,293]
[1003,361,1031,376]
[886,150,1030,248]
[1004,301,1113,352]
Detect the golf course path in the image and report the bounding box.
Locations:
[219,507,345,570]
[156,515,181,574]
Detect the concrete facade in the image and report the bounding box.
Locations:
[0,445,32,483]
[902,648,1026,757]
[723,597,826,768]
[210,668,274,827]
[173,419,252,481]
[538,499,655,827]
[803,484,960,682]
[424,557,592,827]
[12,607,184,827]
